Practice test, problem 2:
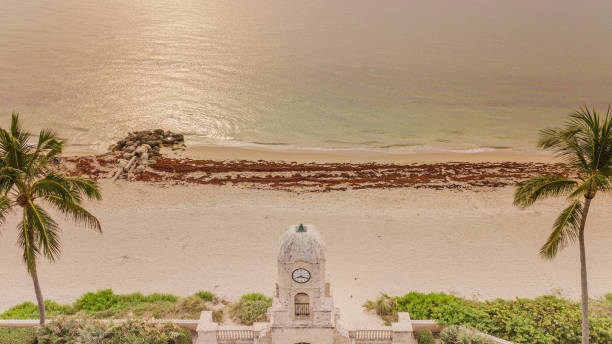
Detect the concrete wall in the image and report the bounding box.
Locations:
[270,327,335,344]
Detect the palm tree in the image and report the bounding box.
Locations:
[513,106,612,344]
[0,113,102,324]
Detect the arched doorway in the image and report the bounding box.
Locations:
[294,293,310,317]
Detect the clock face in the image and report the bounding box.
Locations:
[292,268,311,283]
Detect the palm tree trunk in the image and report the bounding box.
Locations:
[30,262,46,325]
[579,197,592,344]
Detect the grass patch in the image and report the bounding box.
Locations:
[0,328,36,344]
[591,293,612,318]
[194,291,214,302]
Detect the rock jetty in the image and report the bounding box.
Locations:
[110,129,185,156]
[109,129,185,182]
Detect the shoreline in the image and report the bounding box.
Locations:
[63,142,558,164]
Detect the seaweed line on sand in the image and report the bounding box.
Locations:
[57,154,572,192]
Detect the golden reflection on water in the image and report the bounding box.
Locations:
[1,0,611,152]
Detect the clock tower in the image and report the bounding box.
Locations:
[268,224,337,343]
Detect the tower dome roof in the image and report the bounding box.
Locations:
[278,224,326,263]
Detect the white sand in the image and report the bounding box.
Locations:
[1,180,611,326]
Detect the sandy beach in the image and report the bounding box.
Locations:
[1,147,611,327]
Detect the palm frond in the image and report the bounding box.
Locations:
[568,172,611,199]
[65,177,101,200]
[17,208,38,272]
[0,129,27,171]
[10,112,32,149]
[32,174,101,202]
[540,199,583,259]
[592,107,612,174]
[29,129,64,174]
[25,201,61,262]
[0,166,20,194]
[44,195,101,232]
[31,173,80,203]
[538,126,589,171]
[513,176,578,208]
[0,196,10,226]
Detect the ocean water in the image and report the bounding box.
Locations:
[1,0,612,153]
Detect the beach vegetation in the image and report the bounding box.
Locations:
[229,293,272,325]
[591,293,612,318]
[0,300,75,319]
[513,106,612,344]
[0,289,218,321]
[362,293,397,325]
[194,291,214,302]
[416,328,435,344]
[0,328,35,344]
[395,292,487,327]
[0,113,103,325]
[73,289,179,313]
[364,292,612,344]
[440,325,495,344]
[34,317,190,344]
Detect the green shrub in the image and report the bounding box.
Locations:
[230,294,272,325]
[140,293,179,303]
[238,293,271,302]
[34,318,190,344]
[365,292,612,344]
[74,289,119,312]
[480,296,612,344]
[0,301,74,319]
[70,290,186,319]
[0,290,210,322]
[195,291,214,302]
[416,328,435,344]
[395,292,489,331]
[440,325,494,344]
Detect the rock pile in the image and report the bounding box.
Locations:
[109,129,185,182]
[110,129,185,156]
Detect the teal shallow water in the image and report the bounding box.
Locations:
[1,0,611,153]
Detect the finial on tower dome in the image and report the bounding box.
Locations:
[278,224,326,263]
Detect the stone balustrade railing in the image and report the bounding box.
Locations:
[348,329,393,341]
[216,328,256,340]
